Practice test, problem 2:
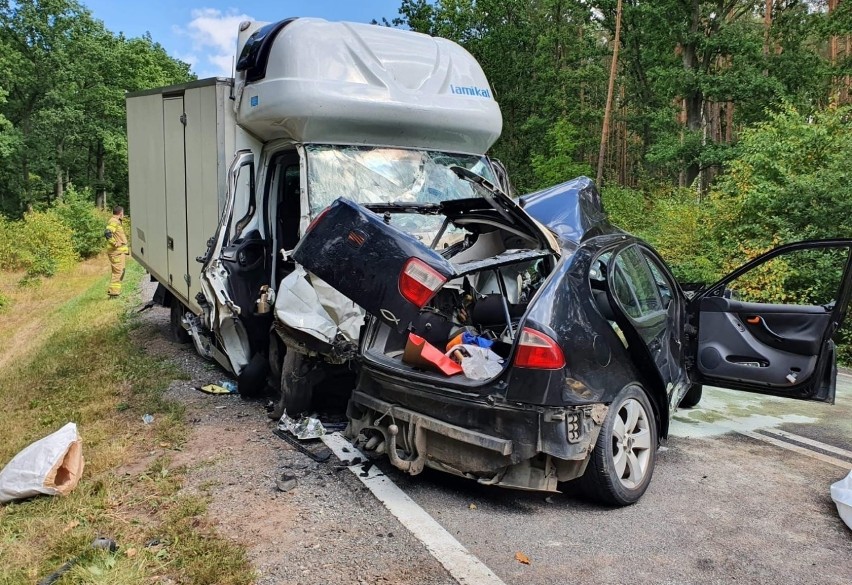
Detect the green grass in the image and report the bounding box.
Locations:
[0,260,254,585]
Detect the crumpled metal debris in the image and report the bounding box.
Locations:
[278,411,326,440]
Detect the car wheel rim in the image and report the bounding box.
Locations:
[611,397,652,489]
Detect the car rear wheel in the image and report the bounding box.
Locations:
[679,384,703,408]
[580,384,657,506]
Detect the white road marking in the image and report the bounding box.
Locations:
[757,428,852,460]
[736,429,851,469]
[321,432,507,585]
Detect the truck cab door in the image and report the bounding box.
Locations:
[200,150,266,374]
[687,240,852,403]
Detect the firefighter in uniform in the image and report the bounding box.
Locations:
[105,206,129,297]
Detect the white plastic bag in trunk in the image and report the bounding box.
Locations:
[831,470,852,530]
[0,422,84,504]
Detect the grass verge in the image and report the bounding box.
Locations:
[0,259,254,585]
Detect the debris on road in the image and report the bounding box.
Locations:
[196,383,237,395]
[515,551,531,565]
[278,411,326,440]
[830,470,852,530]
[0,422,84,504]
[469,503,477,510]
[276,472,298,493]
[272,429,332,463]
[141,414,154,424]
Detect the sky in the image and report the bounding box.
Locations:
[80,1,405,78]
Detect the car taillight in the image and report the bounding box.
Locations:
[513,327,565,370]
[305,206,332,234]
[399,258,446,308]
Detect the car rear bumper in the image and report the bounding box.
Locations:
[346,369,607,491]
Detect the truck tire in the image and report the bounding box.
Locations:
[579,384,657,506]
[679,384,703,408]
[169,300,191,344]
[238,353,269,399]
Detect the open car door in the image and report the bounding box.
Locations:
[688,240,852,403]
[200,150,268,374]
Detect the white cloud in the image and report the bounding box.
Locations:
[176,8,253,77]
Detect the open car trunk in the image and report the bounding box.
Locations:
[292,196,559,388]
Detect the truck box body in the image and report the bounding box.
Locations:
[127,78,235,313]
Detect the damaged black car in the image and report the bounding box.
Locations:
[291,174,852,506]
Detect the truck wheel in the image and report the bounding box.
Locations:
[579,384,657,506]
[270,351,313,420]
[169,301,191,344]
[679,384,703,408]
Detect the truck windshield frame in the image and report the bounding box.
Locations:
[304,145,497,218]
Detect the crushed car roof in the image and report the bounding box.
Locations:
[519,176,615,245]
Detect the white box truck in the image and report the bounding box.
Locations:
[127,17,507,406]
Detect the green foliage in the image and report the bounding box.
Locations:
[16,209,78,279]
[601,185,649,233]
[54,185,109,258]
[710,104,852,258]
[0,291,9,313]
[0,0,194,215]
[530,119,594,186]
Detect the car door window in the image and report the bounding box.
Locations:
[611,247,663,320]
[723,247,848,307]
[643,253,675,309]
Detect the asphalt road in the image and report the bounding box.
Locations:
[370,377,852,585]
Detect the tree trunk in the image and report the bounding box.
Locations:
[681,0,703,187]
[596,0,623,186]
[95,140,107,210]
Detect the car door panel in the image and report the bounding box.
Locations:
[690,239,852,402]
[697,299,826,387]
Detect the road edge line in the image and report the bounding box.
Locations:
[736,429,851,469]
[757,428,852,460]
[321,432,508,585]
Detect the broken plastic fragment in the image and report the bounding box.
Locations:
[515,551,531,565]
[278,411,326,440]
[141,414,154,425]
[403,333,463,376]
[198,384,235,395]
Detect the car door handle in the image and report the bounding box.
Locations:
[745,315,784,342]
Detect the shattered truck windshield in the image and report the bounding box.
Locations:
[305,145,497,217]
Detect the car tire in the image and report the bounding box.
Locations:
[270,351,313,420]
[238,353,269,399]
[579,384,658,506]
[169,300,191,344]
[679,384,703,408]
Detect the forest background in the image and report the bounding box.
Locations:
[0,0,851,354]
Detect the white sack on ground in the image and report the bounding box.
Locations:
[0,422,84,504]
[831,470,852,530]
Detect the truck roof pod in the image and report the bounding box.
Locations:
[236,18,299,83]
[234,18,503,154]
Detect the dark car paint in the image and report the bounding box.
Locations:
[519,176,609,245]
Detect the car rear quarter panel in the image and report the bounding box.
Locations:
[505,242,653,409]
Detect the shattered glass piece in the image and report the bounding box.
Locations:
[278,411,326,440]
